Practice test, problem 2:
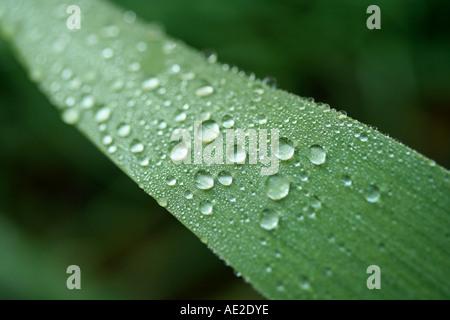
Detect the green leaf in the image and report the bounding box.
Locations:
[1,0,449,299]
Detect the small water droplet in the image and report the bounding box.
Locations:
[175,112,186,122]
[195,86,214,97]
[343,175,352,187]
[265,174,290,201]
[221,114,234,128]
[142,77,160,91]
[275,137,295,160]
[102,135,113,145]
[308,145,326,165]
[366,184,380,203]
[259,210,279,230]
[130,140,144,153]
[218,171,233,186]
[184,191,194,199]
[95,107,111,123]
[102,48,114,59]
[311,196,322,209]
[200,201,213,215]
[81,95,95,109]
[61,108,79,125]
[262,76,277,88]
[117,123,131,137]
[360,133,368,142]
[258,114,267,125]
[170,142,189,163]
[166,176,177,186]
[195,170,214,190]
[201,120,220,144]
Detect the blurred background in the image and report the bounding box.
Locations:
[0,0,448,299]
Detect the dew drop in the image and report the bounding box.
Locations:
[195,170,214,190]
[275,137,295,160]
[218,171,233,186]
[311,196,322,209]
[221,114,235,128]
[95,107,111,123]
[366,184,380,203]
[117,123,131,137]
[226,143,246,164]
[61,108,79,125]
[175,112,187,122]
[170,142,189,163]
[81,95,95,109]
[102,135,113,145]
[130,140,144,153]
[343,175,352,187]
[142,77,160,91]
[201,120,220,144]
[308,145,326,165]
[102,48,114,59]
[166,176,177,186]
[200,201,213,215]
[184,191,194,200]
[259,210,279,230]
[265,174,290,201]
[195,85,214,97]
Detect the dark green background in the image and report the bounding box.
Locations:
[0,0,448,299]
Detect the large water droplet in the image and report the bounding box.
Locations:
[308,145,326,165]
[195,86,214,97]
[95,107,111,123]
[275,137,295,160]
[142,77,160,91]
[201,120,220,144]
[221,114,235,128]
[265,174,290,201]
[259,210,279,230]
[218,171,233,186]
[226,143,246,164]
[366,184,380,203]
[130,140,144,153]
[195,170,214,190]
[343,175,352,187]
[166,176,177,186]
[200,201,213,215]
[117,123,131,137]
[61,108,79,125]
[170,142,189,163]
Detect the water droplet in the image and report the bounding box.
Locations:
[175,112,186,122]
[123,10,136,23]
[130,140,144,153]
[262,76,277,88]
[95,107,111,123]
[221,114,234,128]
[61,108,79,125]
[166,176,177,186]
[218,171,233,186]
[308,145,326,165]
[200,201,213,215]
[170,142,189,163]
[360,133,368,142]
[343,175,352,187]
[81,96,95,109]
[102,135,113,145]
[366,184,380,203]
[195,86,214,97]
[258,114,267,125]
[195,170,214,190]
[102,48,114,59]
[265,174,290,201]
[117,123,131,137]
[275,137,295,160]
[142,77,160,91]
[201,120,220,144]
[226,143,246,163]
[259,210,279,230]
[311,196,322,209]
[184,191,194,199]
